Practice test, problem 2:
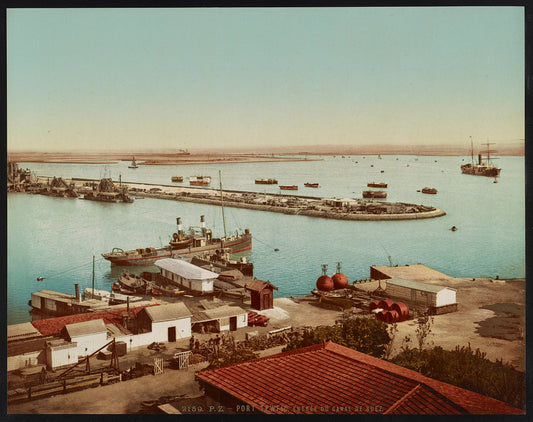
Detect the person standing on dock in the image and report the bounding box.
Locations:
[215,335,221,356]
[189,336,195,351]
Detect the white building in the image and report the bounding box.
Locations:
[61,319,109,356]
[135,302,192,342]
[155,258,219,294]
[192,305,248,333]
[385,277,457,309]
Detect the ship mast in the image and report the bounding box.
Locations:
[219,170,227,239]
[481,142,496,165]
[469,136,474,164]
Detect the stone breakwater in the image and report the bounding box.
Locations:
[62,178,445,221]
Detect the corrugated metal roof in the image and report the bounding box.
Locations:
[64,319,107,338]
[196,342,522,415]
[204,305,246,319]
[8,322,43,340]
[246,280,278,292]
[31,304,158,336]
[32,290,76,302]
[386,278,455,293]
[155,258,219,280]
[143,302,192,322]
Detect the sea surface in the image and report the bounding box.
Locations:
[7,155,525,325]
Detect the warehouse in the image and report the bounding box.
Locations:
[155,258,219,294]
[385,277,457,313]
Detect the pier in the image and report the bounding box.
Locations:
[32,176,446,221]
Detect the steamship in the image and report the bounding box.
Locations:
[101,216,252,266]
[461,139,501,177]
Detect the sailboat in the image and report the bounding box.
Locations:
[128,156,138,169]
[101,171,252,266]
[461,137,501,177]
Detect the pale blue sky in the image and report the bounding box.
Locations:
[7,7,524,152]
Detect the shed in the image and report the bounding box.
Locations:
[192,305,248,332]
[385,278,457,312]
[322,198,358,207]
[60,319,108,357]
[246,280,278,311]
[136,302,192,342]
[155,258,219,294]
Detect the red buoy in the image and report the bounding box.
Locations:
[332,273,349,289]
[316,275,334,292]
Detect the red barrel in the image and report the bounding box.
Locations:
[376,311,386,321]
[386,310,399,324]
[391,302,409,321]
[378,299,393,310]
[369,300,380,311]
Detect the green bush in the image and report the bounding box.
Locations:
[391,344,525,409]
[206,348,259,370]
[283,317,391,358]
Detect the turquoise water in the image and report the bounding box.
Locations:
[7,155,525,325]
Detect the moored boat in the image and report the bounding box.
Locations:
[421,187,438,194]
[128,156,138,169]
[171,176,184,182]
[461,138,501,177]
[280,185,298,190]
[363,190,387,199]
[190,248,253,276]
[304,182,319,188]
[83,177,134,203]
[102,215,252,266]
[255,178,278,184]
[189,176,211,186]
[367,182,387,188]
[117,270,148,294]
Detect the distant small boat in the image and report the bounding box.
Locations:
[421,187,438,194]
[363,190,387,199]
[171,176,183,182]
[304,182,319,188]
[450,226,458,231]
[367,182,387,188]
[280,185,298,190]
[255,178,278,184]
[189,176,211,186]
[128,156,138,169]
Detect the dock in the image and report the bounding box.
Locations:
[30,176,446,221]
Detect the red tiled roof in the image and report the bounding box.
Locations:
[31,304,158,336]
[196,342,523,415]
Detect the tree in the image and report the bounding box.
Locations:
[283,316,391,358]
[415,312,434,351]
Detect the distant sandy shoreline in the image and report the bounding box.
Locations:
[7,154,321,165]
[7,144,524,165]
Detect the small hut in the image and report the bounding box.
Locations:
[246,280,278,311]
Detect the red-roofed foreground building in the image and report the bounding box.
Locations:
[196,342,523,415]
